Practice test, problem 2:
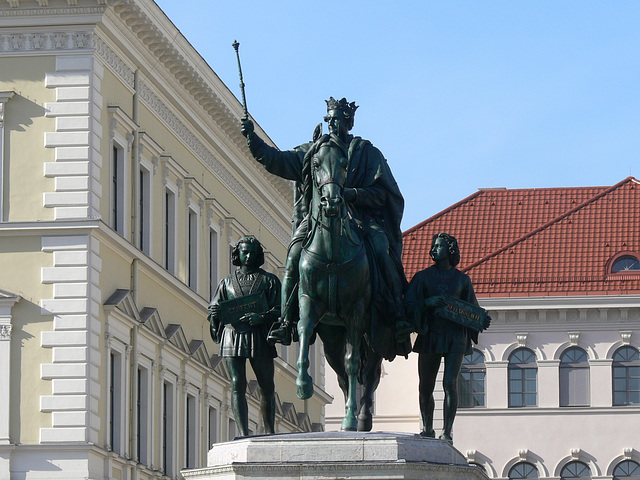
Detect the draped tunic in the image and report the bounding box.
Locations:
[209,268,281,359]
[405,266,480,355]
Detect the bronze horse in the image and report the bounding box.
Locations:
[295,134,382,431]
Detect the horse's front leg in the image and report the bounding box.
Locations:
[342,299,366,431]
[296,293,320,399]
[357,348,382,432]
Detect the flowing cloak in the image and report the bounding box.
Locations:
[404,266,480,355]
[249,132,407,360]
[208,268,281,359]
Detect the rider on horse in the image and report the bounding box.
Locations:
[241,97,411,360]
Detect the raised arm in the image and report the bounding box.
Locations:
[241,117,309,182]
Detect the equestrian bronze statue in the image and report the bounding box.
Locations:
[241,97,411,430]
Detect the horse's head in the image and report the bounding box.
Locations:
[311,138,348,218]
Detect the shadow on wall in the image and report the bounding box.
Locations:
[9,297,43,446]
[3,94,46,220]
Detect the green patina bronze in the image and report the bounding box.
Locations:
[241,98,411,431]
[208,237,281,437]
[404,233,491,444]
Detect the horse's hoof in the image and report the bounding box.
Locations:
[341,417,358,431]
[357,413,372,432]
[296,374,314,399]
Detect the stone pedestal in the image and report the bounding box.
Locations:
[182,431,488,480]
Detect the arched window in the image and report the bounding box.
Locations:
[611,255,640,273]
[509,462,539,479]
[613,460,640,480]
[509,348,537,407]
[560,347,590,407]
[459,349,486,408]
[613,346,640,406]
[561,461,591,480]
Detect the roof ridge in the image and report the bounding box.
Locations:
[403,190,483,235]
[460,176,636,273]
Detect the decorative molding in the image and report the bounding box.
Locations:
[0,31,94,52]
[0,6,106,18]
[516,333,528,347]
[568,331,580,345]
[0,91,15,127]
[518,449,529,461]
[93,34,134,87]
[570,448,581,460]
[161,164,170,187]
[0,324,11,340]
[620,331,632,345]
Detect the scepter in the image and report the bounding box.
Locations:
[232,40,248,117]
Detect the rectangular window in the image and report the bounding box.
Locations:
[163,381,174,475]
[188,209,198,290]
[208,406,218,448]
[186,393,196,468]
[111,144,125,234]
[139,167,151,254]
[164,190,176,273]
[137,367,149,465]
[209,228,219,300]
[109,351,122,453]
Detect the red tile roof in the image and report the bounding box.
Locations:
[402,177,640,297]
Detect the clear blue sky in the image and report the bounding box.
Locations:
[154,1,640,231]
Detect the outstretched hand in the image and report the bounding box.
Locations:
[240,116,254,138]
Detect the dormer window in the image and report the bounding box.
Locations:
[611,255,640,273]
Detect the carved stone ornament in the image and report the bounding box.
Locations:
[620,331,632,345]
[568,331,580,345]
[516,332,528,347]
[0,324,11,340]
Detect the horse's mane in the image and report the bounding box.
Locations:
[301,134,348,212]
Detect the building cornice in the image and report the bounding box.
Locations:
[480,294,640,310]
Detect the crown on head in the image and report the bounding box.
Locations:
[325,97,358,118]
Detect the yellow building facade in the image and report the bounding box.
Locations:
[0,1,330,479]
